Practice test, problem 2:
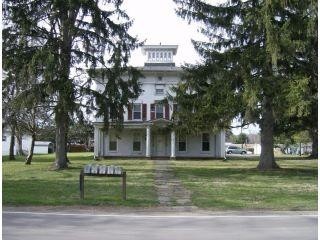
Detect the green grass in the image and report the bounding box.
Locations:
[172,157,318,210]
[3,153,158,207]
[3,153,317,210]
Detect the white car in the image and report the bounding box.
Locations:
[226,146,247,154]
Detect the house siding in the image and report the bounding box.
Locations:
[93,45,226,159]
[95,127,225,159]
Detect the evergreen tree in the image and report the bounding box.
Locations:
[173,0,317,169]
[274,1,318,158]
[3,0,142,169]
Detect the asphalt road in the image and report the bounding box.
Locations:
[3,211,317,240]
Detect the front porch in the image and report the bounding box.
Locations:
[94,119,177,159]
[94,120,225,159]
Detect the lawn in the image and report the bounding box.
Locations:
[3,153,317,210]
[3,153,157,207]
[172,157,318,210]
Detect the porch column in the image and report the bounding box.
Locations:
[170,130,176,159]
[220,130,226,158]
[146,126,151,158]
[94,127,99,157]
[101,130,105,157]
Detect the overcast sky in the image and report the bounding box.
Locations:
[122,0,205,66]
[121,0,260,135]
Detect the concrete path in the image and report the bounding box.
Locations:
[154,160,193,208]
[3,211,317,240]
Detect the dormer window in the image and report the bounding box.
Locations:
[142,45,178,66]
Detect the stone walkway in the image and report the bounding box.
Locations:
[154,160,194,209]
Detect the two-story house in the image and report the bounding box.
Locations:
[93,44,225,159]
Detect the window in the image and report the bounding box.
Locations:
[178,135,187,152]
[164,52,167,59]
[155,84,165,95]
[133,103,142,120]
[133,133,141,152]
[202,133,210,151]
[152,52,155,58]
[109,134,117,151]
[2,135,6,141]
[156,104,164,119]
[148,52,151,60]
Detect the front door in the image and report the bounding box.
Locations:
[153,134,166,156]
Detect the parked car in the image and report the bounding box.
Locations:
[226,145,247,154]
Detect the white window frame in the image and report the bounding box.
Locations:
[155,104,164,119]
[132,103,142,120]
[132,132,142,152]
[178,135,187,152]
[109,134,118,152]
[201,133,210,152]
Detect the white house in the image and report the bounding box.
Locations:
[93,44,225,159]
[2,130,54,156]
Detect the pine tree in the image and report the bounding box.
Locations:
[173,0,317,169]
[3,0,142,169]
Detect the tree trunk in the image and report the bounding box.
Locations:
[65,129,70,164]
[309,128,318,158]
[54,109,68,169]
[16,132,24,156]
[53,12,73,169]
[25,133,36,164]
[257,96,279,170]
[9,125,15,160]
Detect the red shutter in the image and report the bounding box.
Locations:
[142,104,147,121]
[165,104,169,120]
[128,104,132,120]
[150,104,155,120]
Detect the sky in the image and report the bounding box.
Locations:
[122,0,204,66]
[121,0,260,135]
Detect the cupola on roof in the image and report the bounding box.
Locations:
[141,44,178,67]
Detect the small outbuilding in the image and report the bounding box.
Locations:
[2,129,54,155]
[33,141,54,154]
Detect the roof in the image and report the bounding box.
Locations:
[138,65,183,73]
[35,141,53,146]
[141,45,178,55]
